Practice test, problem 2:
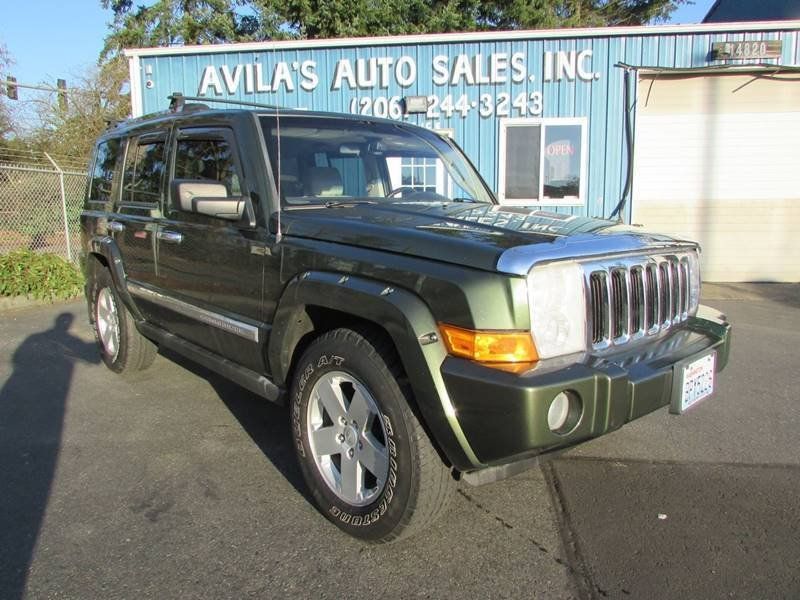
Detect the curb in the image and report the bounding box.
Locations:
[0,295,83,314]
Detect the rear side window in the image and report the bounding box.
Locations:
[174,134,242,196]
[122,137,166,204]
[88,139,122,203]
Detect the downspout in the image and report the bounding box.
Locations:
[608,65,635,221]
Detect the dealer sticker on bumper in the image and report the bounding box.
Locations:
[670,351,716,414]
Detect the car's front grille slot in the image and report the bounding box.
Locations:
[659,262,670,325]
[630,266,645,335]
[679,259,689,317]
[610,269,628,340]
[586,252,695,350]
[670,260,681,323]
[645,264,657,331]
[589,272,608,344]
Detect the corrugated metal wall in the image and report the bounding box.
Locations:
[137,27,799,222]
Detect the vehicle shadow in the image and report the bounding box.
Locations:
[0,313,100,600]
[158,348,314,505]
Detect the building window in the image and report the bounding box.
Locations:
[498,118,587,205]
[400,157,438,193]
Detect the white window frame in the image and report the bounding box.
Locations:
[400,157,438,192]
[497,117,588,206]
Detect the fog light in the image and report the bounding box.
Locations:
[547,391,581,435]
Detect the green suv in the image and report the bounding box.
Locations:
[81,98,730,543]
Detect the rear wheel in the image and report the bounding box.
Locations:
[89,268,156,373]
[290,327,454,543]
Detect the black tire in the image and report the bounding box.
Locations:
[290,327,454,543]
[88,268,156,373]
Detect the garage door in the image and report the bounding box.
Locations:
[632,72,800,282]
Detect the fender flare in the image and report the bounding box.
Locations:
[86,236,143,321]
[268,271,483,471]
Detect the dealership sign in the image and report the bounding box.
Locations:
[197,49,601,120]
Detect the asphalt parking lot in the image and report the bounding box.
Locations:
[1,284,799,599]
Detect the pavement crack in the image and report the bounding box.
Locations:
[541,462,608,600]
[458,484,611,599]
[458,487,593,571]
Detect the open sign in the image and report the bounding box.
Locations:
[546,142,574,156]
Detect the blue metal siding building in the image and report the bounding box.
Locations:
[126,21,800,275]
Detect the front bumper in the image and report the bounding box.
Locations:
[442,305,730,471]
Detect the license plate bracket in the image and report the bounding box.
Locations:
[670,351,717,414]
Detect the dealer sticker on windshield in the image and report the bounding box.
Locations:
[670,351,716,414]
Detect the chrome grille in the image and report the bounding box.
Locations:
[587,255,693,349]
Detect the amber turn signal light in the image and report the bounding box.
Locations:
[438,324,539,363]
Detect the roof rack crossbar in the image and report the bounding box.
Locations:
[167,92,293,111]
[168,92,210,113]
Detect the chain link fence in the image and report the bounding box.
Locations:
[0,149,89,263]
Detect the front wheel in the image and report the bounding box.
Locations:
[290,327,453,543]
[89,268,156,373]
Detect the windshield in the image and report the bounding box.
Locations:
[259,115,494,207]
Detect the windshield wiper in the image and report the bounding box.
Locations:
[324,200,379,208]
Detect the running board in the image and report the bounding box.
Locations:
[138,322,285,405]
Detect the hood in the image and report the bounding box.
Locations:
[280,202,695,274]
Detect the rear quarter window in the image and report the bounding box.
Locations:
[88,138,123,204]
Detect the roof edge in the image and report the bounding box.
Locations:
[622,62,800,75]
[123,20,800,58]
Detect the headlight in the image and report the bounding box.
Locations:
[687,251,701,314]
[528,261,587,359]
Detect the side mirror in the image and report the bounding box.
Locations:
[173,180,250,222]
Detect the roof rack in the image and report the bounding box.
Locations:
[103,92,296,133]
[168,93,210,113]
[167,92,294,112]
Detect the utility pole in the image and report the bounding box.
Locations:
[57,79,67,111]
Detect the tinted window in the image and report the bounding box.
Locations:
[174,136,242,196]
[88,139,122,203]
[328,156,367,196]
[122,138,166,204]
[259,116,493,206]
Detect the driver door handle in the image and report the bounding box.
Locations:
[157,230,184,244]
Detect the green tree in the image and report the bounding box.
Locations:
[29,57,131,161]
[1,44,15,140]
[276,0,688,38]
[101,0,688,48]
[101,0,285,59]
